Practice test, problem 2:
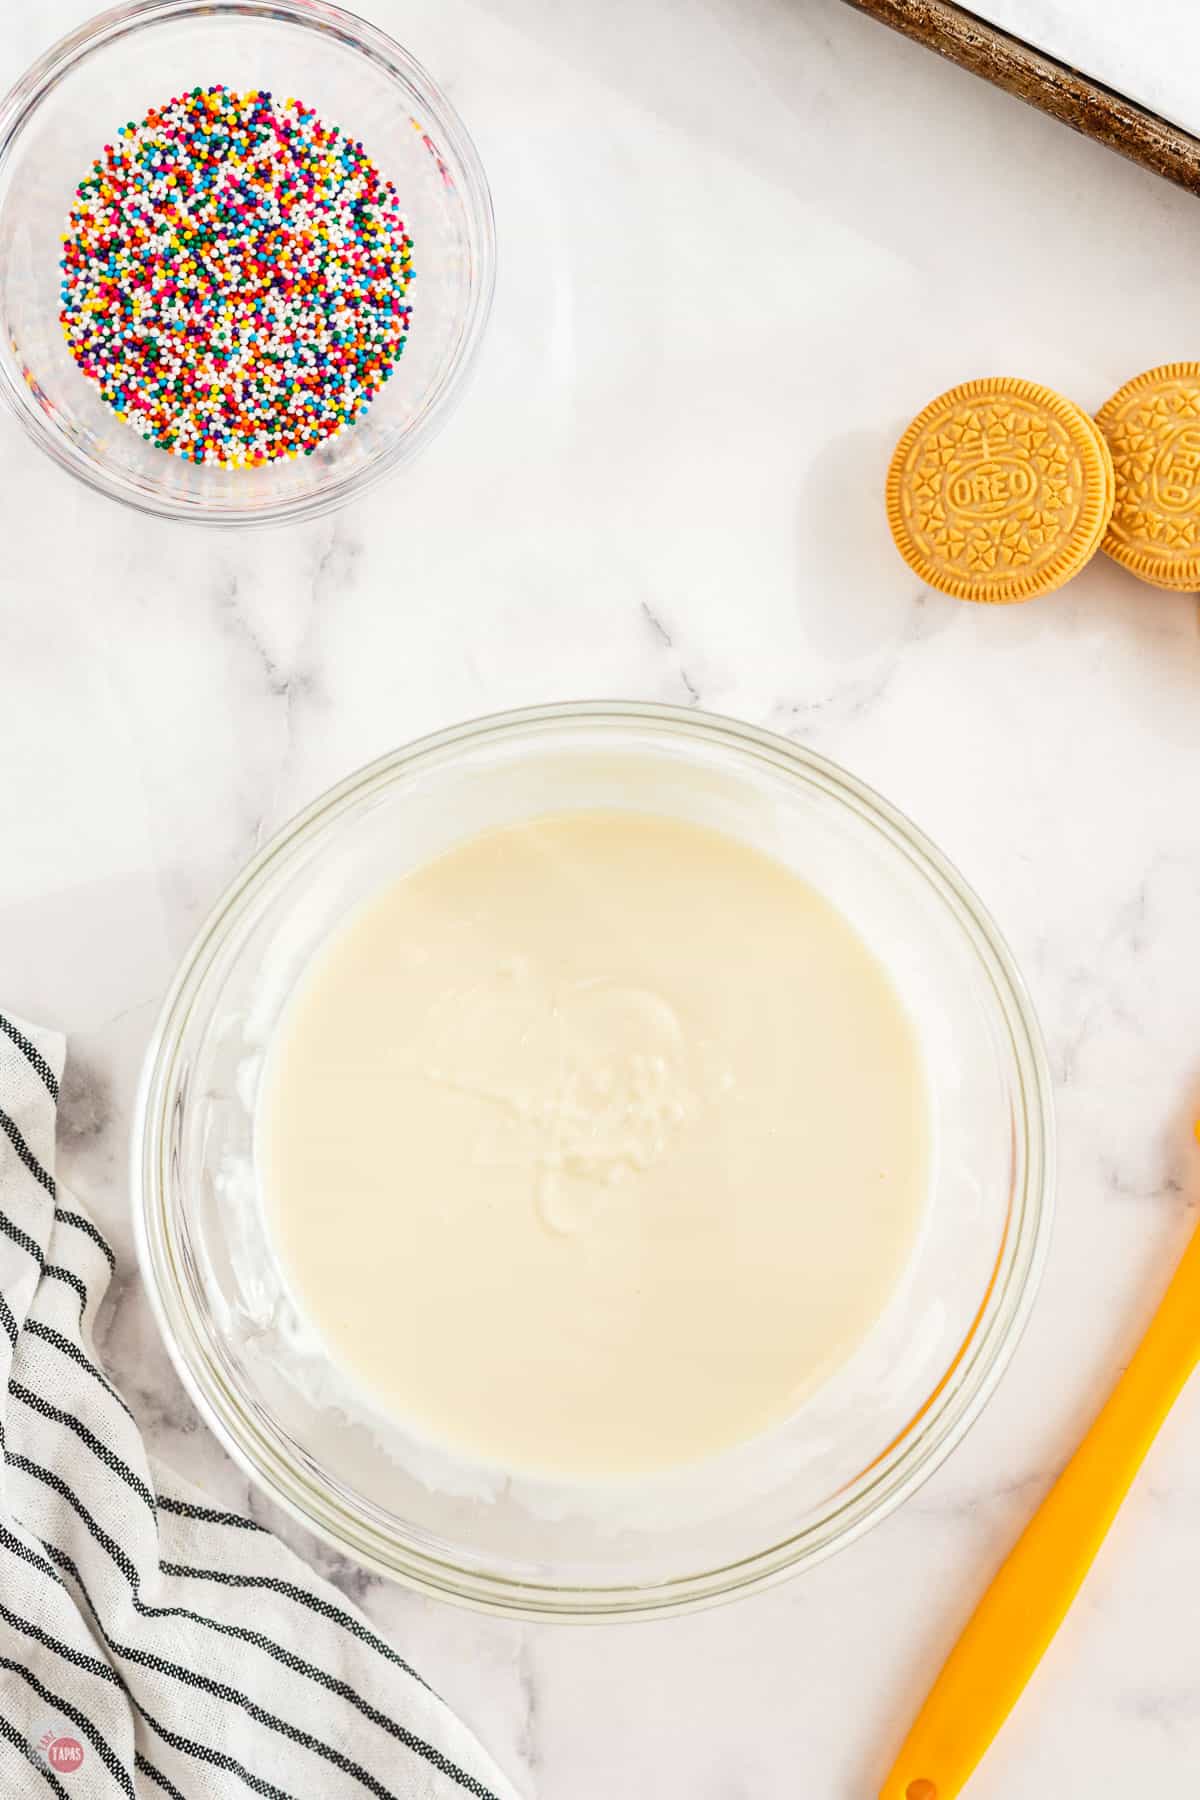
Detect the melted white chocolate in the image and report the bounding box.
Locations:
[259,811,929,1478]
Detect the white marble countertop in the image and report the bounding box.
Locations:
[4,1,1200,1794]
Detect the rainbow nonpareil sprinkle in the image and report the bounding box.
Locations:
[59,86,414,466]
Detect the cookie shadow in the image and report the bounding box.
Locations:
[795,427,958,657]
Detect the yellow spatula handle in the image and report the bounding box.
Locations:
[880,1217,1200,1800]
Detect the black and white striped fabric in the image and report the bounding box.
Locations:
[0,1013,520,1800]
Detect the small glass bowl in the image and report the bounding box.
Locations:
[0,0,495,525]
[134,703,1054,1619]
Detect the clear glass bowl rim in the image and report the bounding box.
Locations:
[133,700,1056,1619]
[0,0,497,527]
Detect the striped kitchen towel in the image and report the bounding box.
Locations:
[0,1011,520,1800]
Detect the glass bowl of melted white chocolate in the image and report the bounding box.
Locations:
[134,701,1053,1618]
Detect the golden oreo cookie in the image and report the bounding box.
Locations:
[886,378,1114,604]
[1095,363,1200,590]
